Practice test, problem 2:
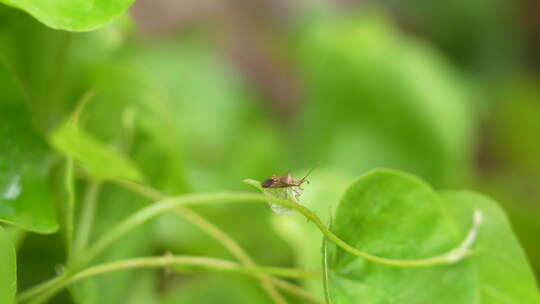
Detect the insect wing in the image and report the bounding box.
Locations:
[263,187,299,215]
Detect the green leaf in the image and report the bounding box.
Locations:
[75,62,193,194]
[440,191,540,303]
[0,6,134,131]
[300,15,475,187]
[0,0,135,31]
[49,121,143,182]
[0,62,58,233]
[271,169,352,300]
[131,38,282,192]
[324,169,472,303]
[324,169,540,303]
[0,226,17,304]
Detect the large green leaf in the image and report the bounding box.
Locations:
[373,0,522,77]
[131,38,284,192]
[299,15,475,187]
[0,5,134,132]
[324,169,540,303]
[0,62,58,233]
[0,0,135,31]
[324,169,472,303]
[0,226,16,304]
[49,120,143,182]
[441,191,540,303]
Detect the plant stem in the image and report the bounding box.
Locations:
[68,90,96,126]
[112,117,288,303]
[270,277,323,304]
[112,179,289,304]
[85,191,480,268]
[20,185,480,303]
[18,256,320,304]
[111,178,164,200]
[63,158,75,262]
[174,207,289,304]
[73,181,101,257]
[76,256,318,282]
[17,274,68,303]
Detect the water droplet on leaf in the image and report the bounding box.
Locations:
[3,175,21,200]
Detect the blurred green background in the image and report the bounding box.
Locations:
[1,0,539,302]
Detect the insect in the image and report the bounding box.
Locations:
[261,166,316,201]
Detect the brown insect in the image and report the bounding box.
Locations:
[261,166,316,201]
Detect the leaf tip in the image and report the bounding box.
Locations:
[243,179,262,190]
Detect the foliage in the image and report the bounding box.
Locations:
[324,169,539,303]
[0,62,58,233]
[0,1,539,304]
[0,0,134,31]
[0,226,16,304]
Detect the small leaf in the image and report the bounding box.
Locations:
[0,0,135,31]
[49,121,143,182]
[0,62,58,233]
[324,169,540,303]
[0,226,17,304]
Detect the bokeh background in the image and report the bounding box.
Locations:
[1,0,539,302]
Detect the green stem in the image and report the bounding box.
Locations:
[69,90,96,126]
[73,181,101,258]
[112,179,289,304]
[111,178,164,200]
[17,274,68,303]
[174,207,289,304]
[270,278,323,304]
[63,158,75,262]
[19,256,319,304]
[85,192,479,268]
[111,117,288,304]
[20,186,479,303]
[78,256,317,281]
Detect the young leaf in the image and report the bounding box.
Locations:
[0,0,135,31]
[0,62,58,233]
[0,226,17,304]
[324,169,540,303]
[49,121,143,182]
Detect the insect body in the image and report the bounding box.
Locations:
[260,167,315,201]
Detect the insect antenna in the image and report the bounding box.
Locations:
[299,163,319,184]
